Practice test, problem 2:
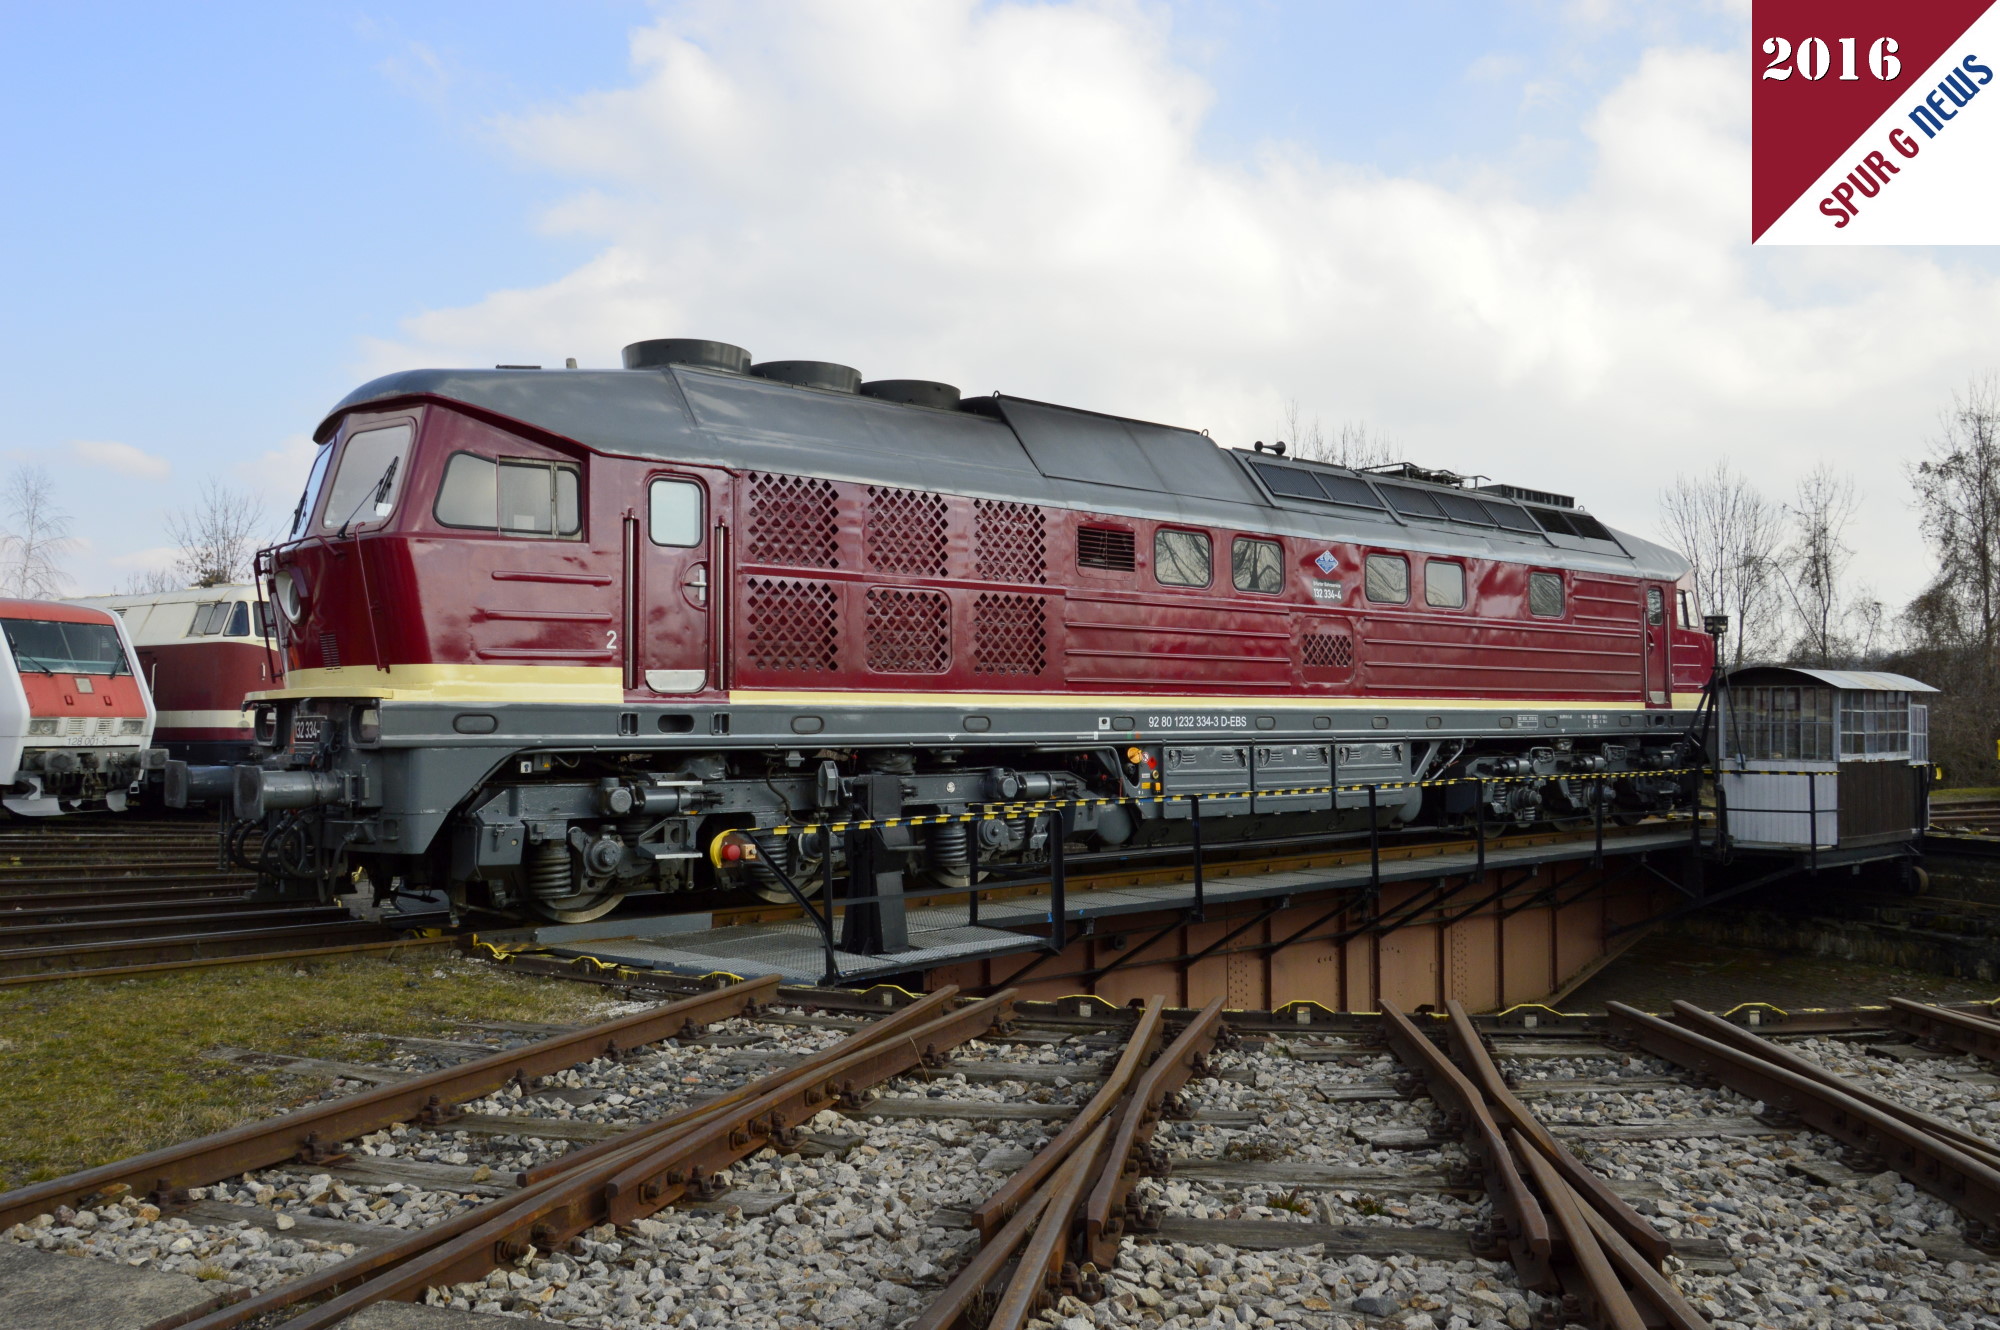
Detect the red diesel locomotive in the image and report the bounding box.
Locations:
[191,339,1714,922]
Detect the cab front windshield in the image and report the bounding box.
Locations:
[4,620,131,676]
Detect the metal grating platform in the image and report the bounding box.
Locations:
[540,826,1697,983]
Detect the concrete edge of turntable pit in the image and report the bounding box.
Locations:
[537,826,1695,984]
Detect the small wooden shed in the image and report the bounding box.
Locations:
[1717,666,1935,854]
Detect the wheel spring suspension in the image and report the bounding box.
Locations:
[926,821,970,877]
[747,832,797,894]
[526,840,572,899]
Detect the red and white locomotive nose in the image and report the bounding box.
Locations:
[0,599,166,815]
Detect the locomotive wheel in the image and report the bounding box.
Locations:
[525,884,627,924]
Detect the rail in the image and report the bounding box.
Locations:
[1607,999,2000,1248]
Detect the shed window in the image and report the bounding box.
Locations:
[435,454,582,538]
[1840,690,1911,759]
[1425,561,1465,609]
[1232,537,1284,594]
[1365,554,1409,604]
[1528,572,1565,618]
[1726,685,1834,762]
[1154,529,1212,587]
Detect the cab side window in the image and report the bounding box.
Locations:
[1646,587,1665,625]
[436,454,582,538]
[1232,537,1283,594]
[1154,529,1212,588]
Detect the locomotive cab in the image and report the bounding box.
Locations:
[0,600,166,815]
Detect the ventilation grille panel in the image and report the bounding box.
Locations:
[972,593,1047,676]
[1302,631,1354,678]
[864,487,948,577]
[864,587,950,673]
[974,500,1046,584]
[746,473,840,568]
[745,578,839,673]
[1077,526,1135,571]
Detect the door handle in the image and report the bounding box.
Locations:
[682,563,709,607]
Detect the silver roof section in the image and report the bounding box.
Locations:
[323,364,1691,583]
[1727,666,1938,693]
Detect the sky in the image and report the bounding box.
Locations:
[1,0,1992,620]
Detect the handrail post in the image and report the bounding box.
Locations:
[1808,771,1820,876]
[1367,784,1381,893]
[1048,806,1069,953]
[966,809,981,926]
[1474,785,1486,878]
[1190,794,1206,922]
[1592,781,1605,868]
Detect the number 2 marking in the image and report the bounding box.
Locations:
[606,629,618,652]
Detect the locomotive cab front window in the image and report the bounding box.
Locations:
[435,453,582,538]
[648,479,704,547]
[320,423,413,532]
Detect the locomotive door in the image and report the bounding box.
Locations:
[1643,584,1670,706]
[639,474,714,694]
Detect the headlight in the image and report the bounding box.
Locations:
[274,569,306,624]
[352,705,381,744]
[26,718,56,736]
[119,718,146,735]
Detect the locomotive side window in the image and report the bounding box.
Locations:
[1646,587,1665,625]
[435,453,582,538]
[1678,588,1694,628]
[1528,571,1565,617]
[320,423,412,531]
[1154,529,1211,587]
[1364,554,1408,604]
[1425,560,1465,608]
[649,479,704,547]
[225,602,251,637]
[1232,537,1283,594]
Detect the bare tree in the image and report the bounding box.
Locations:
[1278,399,1398,470]
[0,466,74,599]
[117,567,181,595]
[1779,465,1863,666]
[1658,462,1782,668]
[1909,376,2000,659]
[167,482,266,587]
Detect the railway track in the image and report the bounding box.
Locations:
[4,981,2000,1326]
[0,816,459,984]
[1931,799,2000,833]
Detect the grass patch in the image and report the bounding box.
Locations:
[1934,786,2000,802]
[0,954,602,1189]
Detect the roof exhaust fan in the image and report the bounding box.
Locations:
[622,339,753,373]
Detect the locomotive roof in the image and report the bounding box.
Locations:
[327,364,1690,583]
[0,598,116,625]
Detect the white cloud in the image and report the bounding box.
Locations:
[71,440,170,479]
[106,545,177,572]
[363,0,1998,615]
[238,434,319,505]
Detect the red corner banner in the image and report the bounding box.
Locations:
[1753,0,2000,244]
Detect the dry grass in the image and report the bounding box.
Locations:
[0,954,601,1189]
